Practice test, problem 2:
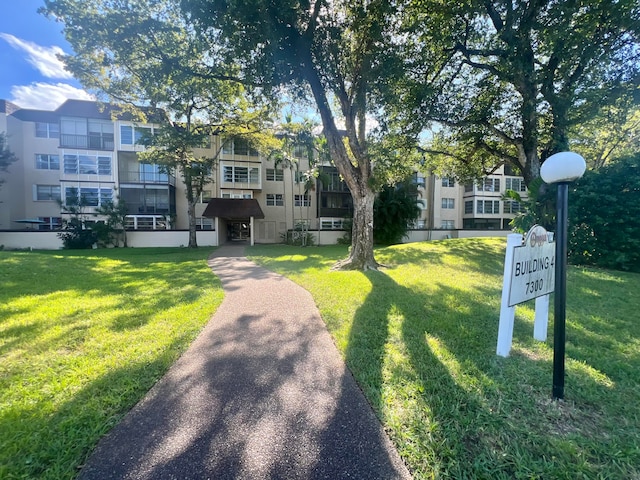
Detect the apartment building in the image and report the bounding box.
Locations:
[0,99,348,243]
[1,98,527,243]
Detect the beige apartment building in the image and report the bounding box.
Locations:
[1,99,526,244]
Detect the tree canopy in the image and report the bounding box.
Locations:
[0,133,17,190]
[392,0,640,186]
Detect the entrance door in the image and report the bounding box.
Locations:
[227,221,250,241]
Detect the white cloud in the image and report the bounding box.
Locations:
[10,82,94,110]
[0,33,72,79]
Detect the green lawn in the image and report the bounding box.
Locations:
[0,248,223,480]
[248,238,640,479]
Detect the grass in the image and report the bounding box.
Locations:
[248,238,640,479]
[0,247,223,480]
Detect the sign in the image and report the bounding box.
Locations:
[508,225,555,307]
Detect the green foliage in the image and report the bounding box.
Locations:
[94,196,129,247]
[569,153,640,272]
[504,177,557,233]
[57,188,97,249]
[395,0,640,186]
[373,182,421,245]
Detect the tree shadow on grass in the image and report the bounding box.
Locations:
[344,267,637,478]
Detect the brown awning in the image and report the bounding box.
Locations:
[202,198,265,220]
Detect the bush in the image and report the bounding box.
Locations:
[569,153,640,272]
[57,218,97,249]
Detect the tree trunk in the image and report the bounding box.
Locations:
[187,200,198,248]
[184,172,198,248]
[332,185,378,270]
[301,57,379,270]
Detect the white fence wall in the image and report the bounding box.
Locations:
[0,229,509,250]
[0,230,218,250]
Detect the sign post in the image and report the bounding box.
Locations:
[497,225,555,357]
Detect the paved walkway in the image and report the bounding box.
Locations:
[79,244,411,479]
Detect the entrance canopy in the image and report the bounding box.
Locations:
[202,198,265,220]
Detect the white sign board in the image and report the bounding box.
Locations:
[497,226,555,357]
[508,226,555,307]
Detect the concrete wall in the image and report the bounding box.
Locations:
[0,228,509,250]
[0,230,218,250]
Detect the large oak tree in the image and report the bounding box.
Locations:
[182,0,411,269]
[395,0,640,187]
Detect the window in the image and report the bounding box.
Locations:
[504,200,522,214]
[120,125,133,145]
[266,168,284,181]
[441,220,455,229]
[35,122,59,138]
[222,165,260,185]
[196,217,214,230]
[120,125,153,146]
[35,185,61,201]
[266,194,284,206]
[38,217,62,231]
[465,200,473,214]
[295,194,311,207]
[35,154,60,170]
[505,177,527,192]
[63,154,112,175]
[320,218,345,230]
[477,200,500,214]
[223,138,259,156]
[441,177,455,187]
[65,187,113,207]
[441,198,455,209]
[200,190,213,203]
[464,183,474,193]
[477,178,500,192]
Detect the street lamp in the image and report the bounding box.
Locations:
[540,151,586,400]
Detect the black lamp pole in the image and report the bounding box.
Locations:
[552,182,569,400]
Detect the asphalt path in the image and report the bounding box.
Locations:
[78,244,412,479]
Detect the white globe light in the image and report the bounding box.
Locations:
[540,152,587,184]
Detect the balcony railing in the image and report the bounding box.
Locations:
[60,133,114,150]
[119,170,176,186]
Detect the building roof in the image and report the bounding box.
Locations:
[202,198,265,220]
[0,99,20,115]
[9,108,59,123]
[55,99,166,123]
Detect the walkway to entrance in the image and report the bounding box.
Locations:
[78,244,411,479]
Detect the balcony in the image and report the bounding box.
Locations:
[119,170,176,186]
[60,133,114,151]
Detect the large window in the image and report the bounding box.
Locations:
[477,200,500,214]
[222,165,260,185]
[222,138,259,157]
[441,220,455,229]
[35,154,60,170]
[35,122,59,139]
[120,125,153,146]
[504,200,522,214]
[34,185,61,201]
[266,168,284,181]
[477,178,500,192]
[63,154,112,175]
[505,177,527,192]
[65,187,113,207]
[266,194,284,206]
[441,198,455,209]
[294,194,311,207]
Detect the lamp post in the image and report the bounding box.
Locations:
[540,152,586,400]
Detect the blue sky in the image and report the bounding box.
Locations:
[0,0,92,110]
